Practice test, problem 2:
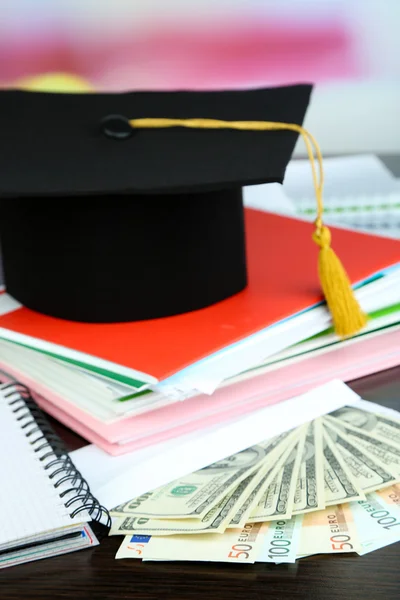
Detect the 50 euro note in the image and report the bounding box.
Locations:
[111,431,295,521]
[298,503,360,556]
[323,421,398,493]
[116,521,269,563]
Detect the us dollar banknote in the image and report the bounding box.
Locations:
[111,495,233,536]
[293,420,325,514]
[323,422,398,493]
[228,432,303,528]
[111,432,295,520]
[322,429,365,505]
[327,406,400,448]
[324,416,400,478]
[249,430,306,522]
[111,470,269,536]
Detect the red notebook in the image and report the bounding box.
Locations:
[0,209,398,381]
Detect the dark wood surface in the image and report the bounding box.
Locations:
[1,367,400,600]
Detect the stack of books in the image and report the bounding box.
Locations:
[0,208,398,455]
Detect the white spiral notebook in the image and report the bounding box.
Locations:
[0,381,110,569]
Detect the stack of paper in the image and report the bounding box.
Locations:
[0,203,398,455]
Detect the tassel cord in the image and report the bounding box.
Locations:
[129,116,367,337]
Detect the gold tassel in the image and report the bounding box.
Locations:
[312,224,367,337]
[129,116,368,337]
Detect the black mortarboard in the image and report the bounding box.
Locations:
[0,85,366,335]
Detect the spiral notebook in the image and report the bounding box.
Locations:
[0,381,110,569]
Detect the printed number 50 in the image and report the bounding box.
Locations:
[228,543,252,560]
[330,534,353,551]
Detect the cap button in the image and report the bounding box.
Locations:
[101,114,133,140]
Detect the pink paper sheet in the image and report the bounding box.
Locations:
[0,328,398,455]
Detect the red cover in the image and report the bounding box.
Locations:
[0,209,398,380]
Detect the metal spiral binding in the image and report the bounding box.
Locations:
[1,381,111,536]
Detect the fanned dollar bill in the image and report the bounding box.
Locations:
[116,522,269,563]
[228,430,303,528]
[111,495,230,536]
[111,436,300,537]
[293,420,325,514]
[110,469,269,536]
[324,415,400,477]
[111,437,283,520]
[327,406,400,448]
[322,429,365,505]
[249,428,306,523]
[323,421,398,493]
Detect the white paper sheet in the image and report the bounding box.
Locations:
[283,154,399,203]
[155,268,400,398]
[244,181,296,215]
[71,380,361,509]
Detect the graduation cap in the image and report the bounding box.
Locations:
[0,85,366,336]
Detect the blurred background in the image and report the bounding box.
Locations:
[0,0,399,153]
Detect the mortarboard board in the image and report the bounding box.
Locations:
[0,85,366,336]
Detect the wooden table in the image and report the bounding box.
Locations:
[1,367,400,600]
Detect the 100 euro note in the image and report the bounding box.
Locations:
[256,516,303,564]
[351,485,400,555]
